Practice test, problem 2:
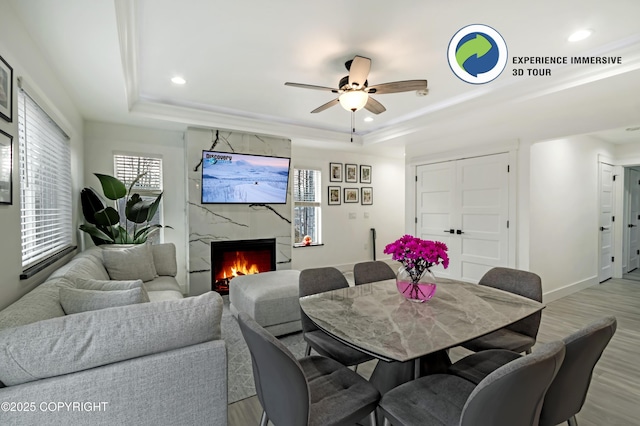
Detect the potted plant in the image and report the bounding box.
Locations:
[79,173,164,245]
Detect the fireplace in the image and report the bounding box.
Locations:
[210,238,276,294]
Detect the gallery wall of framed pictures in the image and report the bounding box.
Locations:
[326,162,373,206]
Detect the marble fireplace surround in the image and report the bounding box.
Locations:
[187,128,293,296]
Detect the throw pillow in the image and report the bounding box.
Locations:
[102,244,158,282]
[59,287,146,315]
[151,243,178,276]
[73,278,150,302]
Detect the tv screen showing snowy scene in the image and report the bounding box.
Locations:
[201,151,291,204]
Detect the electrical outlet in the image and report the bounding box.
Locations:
[364,212,370,219]
[364,243,368,250]
[349,212,357,219]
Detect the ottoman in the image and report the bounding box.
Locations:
[229,270,301,336]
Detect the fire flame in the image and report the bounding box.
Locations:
[221,252,259,279]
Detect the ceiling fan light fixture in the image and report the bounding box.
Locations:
[339,91,368,111]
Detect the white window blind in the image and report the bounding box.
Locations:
[19,90,72,269]
[293,168,321,244]
[114,154,162,193]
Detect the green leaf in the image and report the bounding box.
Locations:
[95,173,127,200]
[146,192,163,222]
[133,226,161,244]
[80,188,105,225]
[79,224,115,243]
[127,172,147,195]
[125,194,155,224]
[93,207,120,227]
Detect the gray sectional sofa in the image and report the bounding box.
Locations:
[0,244,227,425]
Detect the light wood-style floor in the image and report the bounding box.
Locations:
[228,278,640,425]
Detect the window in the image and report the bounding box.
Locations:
[113,154,163,242]
[293,168,321,246]
[18,91,72,269]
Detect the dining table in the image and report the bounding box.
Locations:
[299,277,545,396]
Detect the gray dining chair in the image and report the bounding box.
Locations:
[449,316,617,426]
[237,312,380,426]
[379,341,565,426]
[299,267,374,367]
[353,261,396,285]
[462,267,542,354]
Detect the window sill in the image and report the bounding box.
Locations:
[20,246,77,280]
[293,243,324,248]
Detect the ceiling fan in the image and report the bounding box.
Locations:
[285,55,428,115]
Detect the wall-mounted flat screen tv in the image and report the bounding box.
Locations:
[201,151,291,204]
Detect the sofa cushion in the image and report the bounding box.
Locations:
[74,277,143,291]
[0,291,223,386]
[59,287,147,314]
[152,243,178,277]
[102,244,158,282]
[47,254,110,282]
[73,278,150,302]
[0,278,73,331]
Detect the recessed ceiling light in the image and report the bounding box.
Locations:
[364,117,374,122]
[171,76,186,85]
[568,29,592,42]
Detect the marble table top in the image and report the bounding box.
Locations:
[299,278,544,363]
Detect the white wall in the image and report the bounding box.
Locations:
[83,121,188,293]
[0,2,84,310]
[291,146,405,271]
[529,135,616,301]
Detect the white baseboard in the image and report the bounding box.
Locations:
[542,275,599,303]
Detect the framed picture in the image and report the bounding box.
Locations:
[329,162,343,182]
[0,55,13,122]
[344,187,359,203]
[345,163,358,183]
[361,187,373,205]
[360,165,372,184]
[328,186,341,205]
[0,129,12,204]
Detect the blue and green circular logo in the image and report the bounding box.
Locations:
[448,24,508,84]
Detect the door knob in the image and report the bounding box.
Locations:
[600,226,610,231]
[456,229,464,235]
[629,224,637,228]
[443,229,454,234]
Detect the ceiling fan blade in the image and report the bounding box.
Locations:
[285,82,338,93]
[367,80,428,94]
[311,98,340,113]
[348,55,371,89]
[364,97,386,115]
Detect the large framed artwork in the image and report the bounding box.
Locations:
[329,162,343,182]
[0,129,12,204]
[0,55,13,123]
[345,163,358,183]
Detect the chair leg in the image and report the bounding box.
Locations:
[305,343,311,356]
[354,364,359,373]
[525,348,532,354]
[369,410,377,426]
[383,416,391,426]
[260,411,268,426]
[568,415,578,426]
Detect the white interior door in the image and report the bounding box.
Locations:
[457,154,510,282]
[416,161,456,278]
[627,168,640,272]
[599,162,614,282]
[416,153,510,282]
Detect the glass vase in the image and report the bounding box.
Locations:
[395,266,437,303]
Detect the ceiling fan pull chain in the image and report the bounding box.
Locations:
[351,110,355,143]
